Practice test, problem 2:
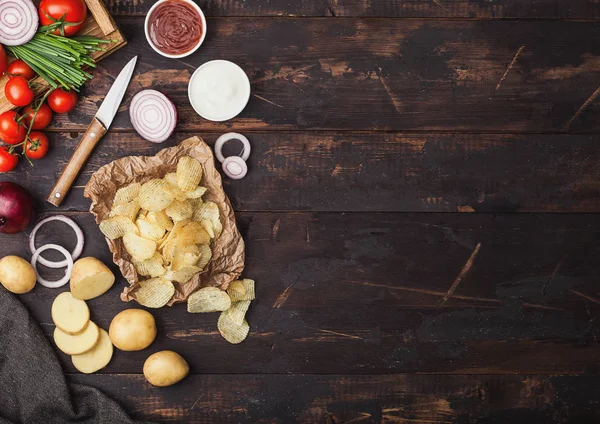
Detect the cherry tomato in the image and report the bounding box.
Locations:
[7,60,36,80]
[47,88,78,113]
[25,132,50,160]
[0,45,7,76]
[0,111,26,145]
[0,147,19,172]
[5,77,34,107]
[23,103,53,130]
[39,0,87,37]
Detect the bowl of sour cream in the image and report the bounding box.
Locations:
[188,60,251,122]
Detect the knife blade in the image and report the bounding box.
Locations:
[47,56,138,207]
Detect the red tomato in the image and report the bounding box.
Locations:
[7,60,36,80]
[39,0,87,37]
[0,45,7,76]
[5,77,34,107]
[0,147,19,172]
[23,104,53,130]
[25,132,50,160]
[0,111,26,145]
[48,88,78,113]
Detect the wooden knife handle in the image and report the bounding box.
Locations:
[47,117,108,207]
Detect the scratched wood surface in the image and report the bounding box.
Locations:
[2,0,600,422]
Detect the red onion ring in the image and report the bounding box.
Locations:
[0,0,38,46]
[29,215,84,269]
[31,244,73,288]
[129,90,177,143]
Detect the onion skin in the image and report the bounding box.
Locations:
[0,182,35,234]
[0,45,7,75]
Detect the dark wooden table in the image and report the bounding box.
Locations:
[2,0,600,422]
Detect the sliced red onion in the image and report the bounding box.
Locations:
[0,0,38,46]
[31,244,73,288]
[29,215,84,269]
[222,156,248,180]
[129,90,177,143]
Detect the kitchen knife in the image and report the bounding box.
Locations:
[47,56,138,207]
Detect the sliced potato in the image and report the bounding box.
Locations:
[113,183,141,206]
[217,314,250,344]
[227,279,255,302]
[136,218,166,241]
[99,216,138,240]
[123,232,157,262]
[187,287,231,313]
[54,321,100,355]
[136,278,175,308]
[51,292,90,334]
[164,266,202,284]
[177,156,203,192]
[70,257,115,300]
[134,253,166,277]
[165,200,194,222]
[71,329,113,374]
[109,199,141,222]
[222,300,251,326]
[139,179,175,211]
[146,210,174,231]
[143,350,189,387]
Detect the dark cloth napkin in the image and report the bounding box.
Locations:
[0,289,153,424]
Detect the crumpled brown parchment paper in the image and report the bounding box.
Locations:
[84,136,245,305]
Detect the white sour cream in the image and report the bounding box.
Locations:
[188,60,251,122]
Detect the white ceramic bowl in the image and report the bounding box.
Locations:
[188,60,251,122]
[144,0,207,59]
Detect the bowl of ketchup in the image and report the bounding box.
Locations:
[144,0,206,58]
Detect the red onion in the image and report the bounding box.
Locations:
[0,0,38,46]
[222,156,247,180]
[129,89,177,143]
[0,182,35,234]
[31,243,73,288]
[29,215,84,268]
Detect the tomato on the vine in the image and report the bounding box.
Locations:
[5,77,34,107]
[7,60,36,80]
[39,0,87,37]
[0,147,19,172]
[0,111,26,145]
[48,88,78,113]
[23,103,53,130]
[25,132,50,160]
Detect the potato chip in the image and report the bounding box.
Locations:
[164,265,202,283]
[136,218,166,241]
[146,210,174,231]
[109,199,141,222]
[136,278,174,308]
[187,287,231,313]
[228,279,255,302]
[185,186,207,199]
[139,179,176,212]
[196,244,212,270]
[172,245,201,270]
[163,172,178,187]
[217,314,249,344]
[159,219,190,250]
[200,219,215,239]
[123,232,157,262]
[113,183,141,206]
[177,222,210,246]
[193,202,222,238]
[134,253,166,277]
[165,200,194,222]
[138,209,149,219]
[177,156,203,192]
[221,300,251,326]
[212,218,223,238]
[99,216,138,240]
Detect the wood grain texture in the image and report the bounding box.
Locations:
[105,0,600,19]
[45,18,600,133]
[9,211,600,375]
[66,373,600,423]
[4,132,600,213]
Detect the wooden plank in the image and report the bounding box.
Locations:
[9,211,600,374]
[4,132,600,213]
[67,373,600,423]
[47,18,600,133]
[105,0,600,19]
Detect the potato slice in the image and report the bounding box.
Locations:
[177,156,203,192]
[165,200,194,222]
[136,278,175,308]
[71,329,113,374]
[217,314,250,344]
[134,253,166,277]
[227,279,255,302]
[51,292,90,334]
[54,321,100,355]
[99,216,138,240]
[139,179,175,211]
[187,287,231,313]
[113,183,141,206]
[136,218,166,241]
[123,232,157,262]
[221,300,251,326]
[70,257,115,300]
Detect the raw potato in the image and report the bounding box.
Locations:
[70,257,115,300]
[109,309,156,351]
[51,292,90,334]
[71,329,113,374]
[143,350,189,387]
[0,256,36,294]
[54,321,100,355]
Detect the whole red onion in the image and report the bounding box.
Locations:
[0,182,35,234]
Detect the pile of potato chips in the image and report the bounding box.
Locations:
[99,156,222,309]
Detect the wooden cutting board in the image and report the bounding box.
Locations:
[0,0,126,114]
